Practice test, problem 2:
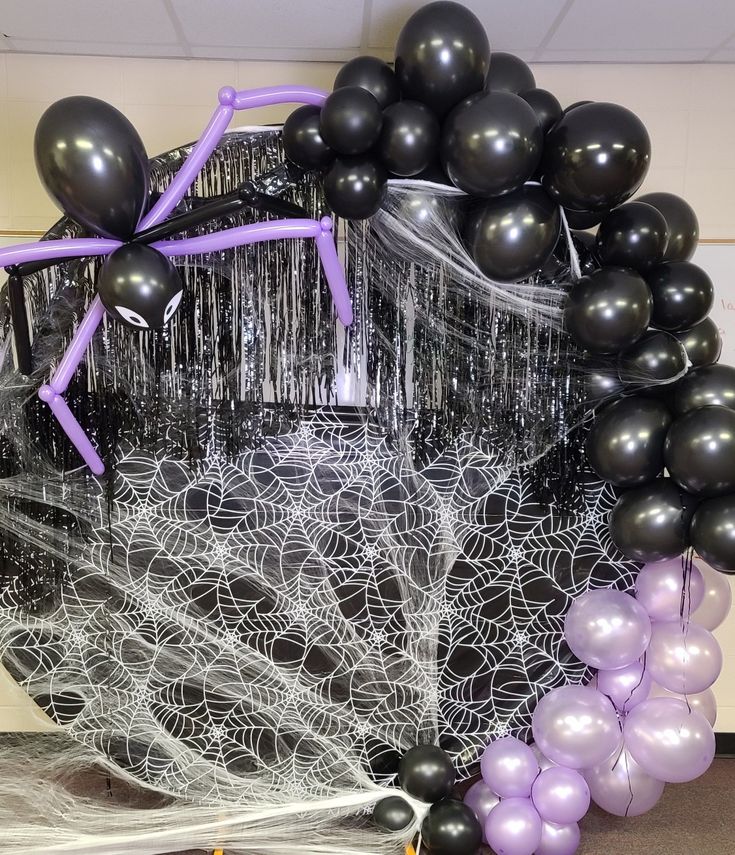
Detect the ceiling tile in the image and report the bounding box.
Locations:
[189,45,358,62]
[8,40,184,58]
[538,49,712,63]
[172,0,364,50]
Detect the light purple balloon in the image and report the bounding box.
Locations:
[635,559,705,621]
[624,697,715,783]
[597,659,652,713]
[693,560,733,631]
[649,682,718,727]
[564,589,651,670]
[647,620,722,694]
[584,747,665,817]
[480,736,539,798]
[485,798,542,855]
[530,742,557,771]
[532,685,622,770]
[463,779,499,843]
[531,766,590,824]
[535,821,581,855]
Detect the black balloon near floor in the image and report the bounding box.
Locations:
[398,745,455,803]
[422,800,483,855]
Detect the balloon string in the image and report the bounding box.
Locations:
[559,207,582,281]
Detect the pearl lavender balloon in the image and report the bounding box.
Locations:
[597,659,652,713]
[584,748,665,817]
[646,620,722,694]
[635,559,705,621]
[564,589,651,670]
[624,697,715,783]
[485,798,542,855]
[480,736,539,798]
[692,560,733,630]
[532,686,622,770]
[531,766,590,824]
[649,683,718,727]
[464,779,499,841]
[536,821,581,855]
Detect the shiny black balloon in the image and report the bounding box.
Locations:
[394,187,464,231]
[674,364,735,415]
[638,192,699,262]
[373,796,415,832]
[441,92,543,197]
[34,95,149,240]
[673,317,722,367]
[334,55,400,109]
[542,102,651,212]
[580,368,626,406]
[378,101,440,177]
[586,396,671,487]
[691,494,735,574]
[397,745,455,803]
[564,208,606,230]
[282,105,335,171]
[519,87,562,135]
[665,406,735,497]
[610,478,692,562]
[618,330,688,387]
[464,185,560,282]
[323,156,387,220]
[486,52,536,94]
[564,267,652,354]
[596,202,668,272]
[319,87,383,156]
[97,244,183,330]
[421,799,483,855]
[645,261,714,332]
[542,230,598,280]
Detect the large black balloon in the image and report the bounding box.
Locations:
[564,267,652,354]
[323,156,387,220]
[373,795,415,831]
[486,52,536,94]
[596,202,668,272]
[519,87,562,135]
[441,92,543,197]
[97,244,183,329]
[542,102,651,212]
[334,55,399,109]
[319,87,383,155]
[645,261,714,332]
[282,105,335,171]
[586,396,671,487]
[421,799,483,855]
[379,101,440,177]
[394,1,490,117]
[397,745,455,803]
[673,318,722,367]
[35,95,149,240]
[691,495,735,573]
[464,185,560,282]
[638,192,699,262]
[674,364,735,415]
[393,187,464,231]
[579,368,626,405]
[564,208,605,230]
[609,478,692,562]
[618,330,688,386]
[665,406,735,497]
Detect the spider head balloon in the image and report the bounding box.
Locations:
[97,243,184,330]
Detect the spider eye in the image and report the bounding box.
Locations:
[164,290,183,323]
[116,306,149,329]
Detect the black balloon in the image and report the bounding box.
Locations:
[519,87,562,135]
[609,478,692,562]
[486,52,536,93]
[542,102,651,212]
[638,192,699,262]
[646,261,714,332]
[564,208,605,230]
[319,87,383,156]
[334,55,400,109]
[35,95,148,240]
[665,406,735,497]
[397,745,455,803]
[394,187,464,231]
[673,317,722,367]
[394,1,490,117]
[441,92,542,197]
[691,494,735,574]
[618,330,688,386]
[373,796,415,832]
[563,100,593,115]
[97,244,183,329]
[564,267,652,354]
[421,799,483,855]
[596,202,668,272]
[580,368,626,406]
[464,185,560,282]
[586,396,672,487]
[323,156,387,220]
[379,101,440,177]
[674,364,735,415]
[282,105,335,171]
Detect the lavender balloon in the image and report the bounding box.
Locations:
[635,559,705,620]
[532,685,622,769]
[481,736,539,798]
[649,682,718,727]
[647,620,722,694]
[536,821,581,855]
[693,560,733,630]
[531,766,590,824]
[624,697,715,783]
[485,798,542,855]
[464,779,499,842]
[584,747,665,816]
[564,589,651,670]
[530,742,557,771]
[597,659,652,712]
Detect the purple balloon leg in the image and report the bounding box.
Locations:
[232,84,329,110]
[0,237,120,269]
[50,296,107,394]
[315,219,353,326]
[38,386,105,475]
